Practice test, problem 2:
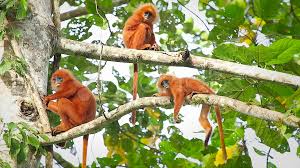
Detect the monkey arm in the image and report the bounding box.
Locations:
[131,24,152,49]
[173,92,185,123]
[199,104,212,147]
[44,87,77,104]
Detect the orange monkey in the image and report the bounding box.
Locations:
[123,3,159,124]
[43,69,96,168]
[154,74,227,160]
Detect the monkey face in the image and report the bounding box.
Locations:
[144,11,152,21]
[161,80,169,89]
[51,76,63,91]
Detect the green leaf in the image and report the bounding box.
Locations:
[28,135,40,150]
[267,162,277,168]
[10,138,21,157]
[16,0,28,20]
[248,118,290,153]
[253,0,281,20]
[253,147,266,156]
[178,0,189,5]
[267,39,300,65]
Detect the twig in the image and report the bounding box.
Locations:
[266,147,272,167]
[177,1,210,32]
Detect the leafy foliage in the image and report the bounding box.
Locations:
[2,122,49,163]
[0,0,28,39]
[0,56,28,76]
[10,0,299,167]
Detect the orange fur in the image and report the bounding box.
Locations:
[123,3,159,124]
[155,74,227,161]
[43,69,96,168]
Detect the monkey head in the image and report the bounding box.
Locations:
[50,69,74,91]
[135,3,159,24]
[157,74,175,91]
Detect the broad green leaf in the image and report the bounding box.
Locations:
[267,39,300,65]
[247,118,290,153]
[267,162,277,168]
[253,0,281,20]
[253,147,266,156]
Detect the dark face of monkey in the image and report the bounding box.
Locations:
[144,11,152,20]
[161,80,169,89]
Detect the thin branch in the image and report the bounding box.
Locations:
[266,147,272,167]
[60,7,88,21]
[58,38,300,87]
[177,1,210,32]
[41,95,300,145]
[53,151,76,168]
[52,0,61,30]
[45,146,53,168]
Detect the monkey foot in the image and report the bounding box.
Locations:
[180,48,190,61]
[172,117,182,124]
[190,91,200,98]
[150,43,160,51]
[51,125,69,136]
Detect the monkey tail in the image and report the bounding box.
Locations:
[132,63,138,125]
[214,105,227,161]
[82,134,89,168]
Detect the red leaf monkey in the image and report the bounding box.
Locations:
[123,3,160,124]
[43,69,96,168]
[155,74,227,160]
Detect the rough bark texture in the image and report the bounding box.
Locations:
[59,38,300,87]
[41,95,300,145]
[0,0,54,167]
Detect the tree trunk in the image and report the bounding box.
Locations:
[0,0,54,167]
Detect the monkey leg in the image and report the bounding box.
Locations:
[199,104,212,148]
[173,94,185,123]
[51,98,83,135]
[47,101,59,113]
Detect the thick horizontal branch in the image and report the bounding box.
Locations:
[41,95,300,145]
[60,0,129,21]
[58,38,300,87]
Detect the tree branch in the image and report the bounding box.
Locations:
[60,0,129,21]
[60,7,87,21]
[41,95,300,145]
[53,151,76,168]
[58,38,300,87]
